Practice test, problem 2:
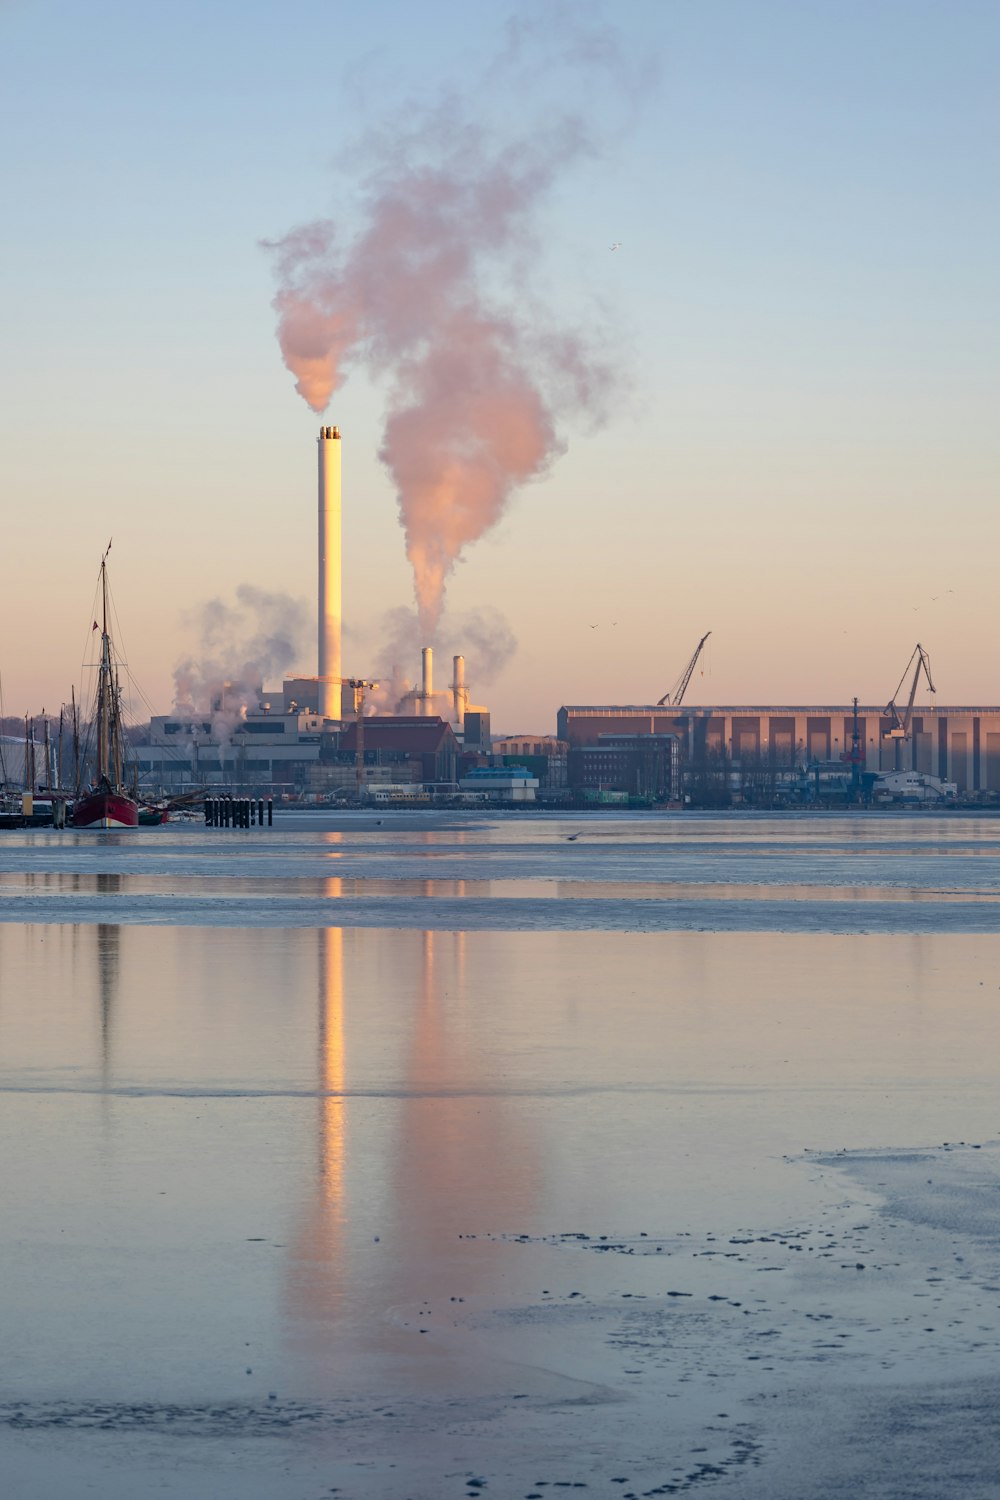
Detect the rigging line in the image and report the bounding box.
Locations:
[106,577,159,742]
[0,672,7,785]
[107,591,137,727]
[119,658,162,719]
[76,566,105,715]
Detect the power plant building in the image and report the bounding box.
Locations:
[557,704,1000,794]
[141,710,328,787]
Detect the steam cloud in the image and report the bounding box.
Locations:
[265,14,629,636]
[173,586,309,742]
[366,604,518,715]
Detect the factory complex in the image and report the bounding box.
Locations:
[138,650,501,802]
[124,427,1000,810]
[135,687,1000,810]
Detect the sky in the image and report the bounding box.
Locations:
[1,0,998,731]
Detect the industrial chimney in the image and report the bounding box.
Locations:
[421,646,433,715]
[317,425,342,719]
[452,655,466,724]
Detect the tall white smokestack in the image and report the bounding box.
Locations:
[318,425,342,719]
[452,654,466,724]
[421,646,433,716]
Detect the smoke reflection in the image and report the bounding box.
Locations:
[285,922,540,1376]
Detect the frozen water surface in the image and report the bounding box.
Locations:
[1,811,1000,1497]
[1,809,1000,932]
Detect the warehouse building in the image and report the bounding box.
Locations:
[557,705,1000,795]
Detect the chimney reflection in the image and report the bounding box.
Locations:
[317,923,346,1203]
[381,927,541,1317]
[286,916,347,1326]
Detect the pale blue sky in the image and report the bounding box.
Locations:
[2,0,997,727]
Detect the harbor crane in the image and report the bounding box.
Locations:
[658,631,711,708]
[346,678,379,801]
[883,643,935,771]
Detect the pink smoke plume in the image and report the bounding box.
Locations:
[265,62,621,635]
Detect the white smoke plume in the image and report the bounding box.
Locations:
[364,603,517,717]
[264,12,635,636]
[173,586,310,743]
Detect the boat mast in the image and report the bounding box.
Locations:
[24,714,35,793]
[42,712,51,792]
[97,558,111,785]
[71,685,80,794]
[56,708,63,793]
[112,662,123,790]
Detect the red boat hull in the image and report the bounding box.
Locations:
[71,790,139,829]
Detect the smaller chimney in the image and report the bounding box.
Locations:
[452,655,466,724]
[421,646,433,715]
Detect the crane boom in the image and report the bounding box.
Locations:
[658,631,711,708]
[884,643,935,740]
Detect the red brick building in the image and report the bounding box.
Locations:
[337,717,459,785]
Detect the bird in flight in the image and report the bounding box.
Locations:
[610,241,622,251]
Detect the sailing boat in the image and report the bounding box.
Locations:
[71,550,139,830]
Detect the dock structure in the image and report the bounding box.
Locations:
[204,796,273,828]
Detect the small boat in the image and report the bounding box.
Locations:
[72,549,139,830]
[137,804,169,826]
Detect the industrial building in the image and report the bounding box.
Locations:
[140,709,327,788]
[337,717,460,788]
[568,732,680,803]
[458,766,539,802]
[492,735,568,790]
[139,711,467,795]
[558,704,1000,797]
